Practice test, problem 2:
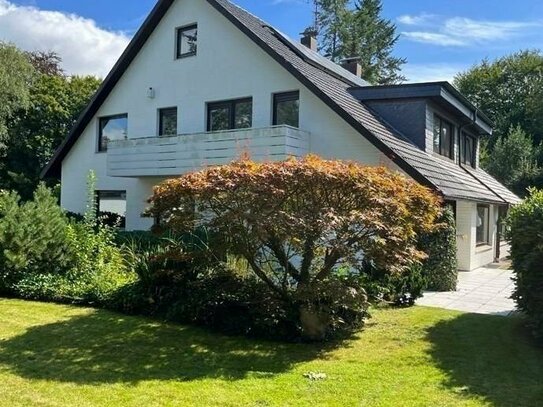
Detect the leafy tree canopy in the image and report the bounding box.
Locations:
[148,155,440,338]
[0,42,36,145]
[454,50,543,145]
[0,47,101,199]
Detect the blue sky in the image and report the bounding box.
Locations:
[3,0,543,81]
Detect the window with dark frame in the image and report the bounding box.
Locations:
[476,204,490,246]
[96,190,127,229]
[433,115,454,159]
[273,91,300,128]
[159,107,178,136]
[176,24,198,58]
[460,132,476,168]
[98,114,127,152]
[207,98,252,132]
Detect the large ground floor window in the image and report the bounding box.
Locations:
[96,190,127,228]
[476,204,490,246]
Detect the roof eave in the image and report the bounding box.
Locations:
[348,81,493,135]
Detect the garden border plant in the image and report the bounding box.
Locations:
[147,155,441,340]
[507,188,543,342]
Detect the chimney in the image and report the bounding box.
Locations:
[300,28,318,52]
[341,57,362,77]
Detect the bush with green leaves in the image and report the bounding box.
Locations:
[360,261,427,306]
[147,156,441,340]
[507,188,543,341]
[418,208,458,291]
[0,180,133,304]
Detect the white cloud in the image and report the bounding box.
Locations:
[402,63,468,83]
[401,14,543,47]
[0,0,130,77]
[402,32,467,47]
[397,14,435,26]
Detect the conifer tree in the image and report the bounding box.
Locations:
[314,0,406,84]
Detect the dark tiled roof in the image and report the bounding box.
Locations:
[42,0,521,206]
[463,166,523,204]
[209,0,520,205]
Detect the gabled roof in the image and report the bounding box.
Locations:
[41,0,520,205]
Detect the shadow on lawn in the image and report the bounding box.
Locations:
[0,308,341,384]
[426,313,543,407]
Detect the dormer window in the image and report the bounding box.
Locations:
[460,132,476,168]
[433,115,454,159]
[176,24,197,58]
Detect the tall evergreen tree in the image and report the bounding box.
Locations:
[315,0,406,84]
[315,0,350,62]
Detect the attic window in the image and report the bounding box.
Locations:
[460,132,476,168]
[433,115,454,159]
[176,24,197,58]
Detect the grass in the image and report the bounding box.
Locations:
[0,299,541,407]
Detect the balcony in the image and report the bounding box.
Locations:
[106,125,311,177]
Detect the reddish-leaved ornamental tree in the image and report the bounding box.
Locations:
[147,155,441,339]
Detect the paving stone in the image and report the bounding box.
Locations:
[417,264,517,316]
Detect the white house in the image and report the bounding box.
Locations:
[42,0,520,271]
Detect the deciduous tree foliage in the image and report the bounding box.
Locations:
[148,156,440,338]
[455,50,543,145]
[0,49,101,198]
[0,42,35,145]
[507,188,543,342]
[454,50,543,194]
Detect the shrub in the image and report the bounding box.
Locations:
[508,188,543,341]
[418,208,458,291]
[0,185,74,291]
[360,261,427,307]
[0,176,133,305]
[147,155,441,340]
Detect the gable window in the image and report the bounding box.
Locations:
[433,115,454,159]
[273,91,300,128]
[476,204,490,246]
[96,190,126,229]
[460,132,476,168]
[159,107,178,136]
[176,24,198,58]
[98,114,127,152]
[207,98,252,132]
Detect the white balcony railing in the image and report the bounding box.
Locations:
[106,125,310,177]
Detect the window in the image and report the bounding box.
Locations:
[207,98,252,131]
[273,91,300,128]
[460,132,476,168]
[159,107,177,136]
[96,190,126,228]
[98,114,127,152]
[433,115,454,159]
[476,204,490,246]
[176,24,197,58]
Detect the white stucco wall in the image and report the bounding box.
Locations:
[456,200,499,271]
[61,0,390,230]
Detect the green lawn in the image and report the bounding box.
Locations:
[0,299,541,407]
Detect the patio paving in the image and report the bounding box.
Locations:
[417,264,517,316]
